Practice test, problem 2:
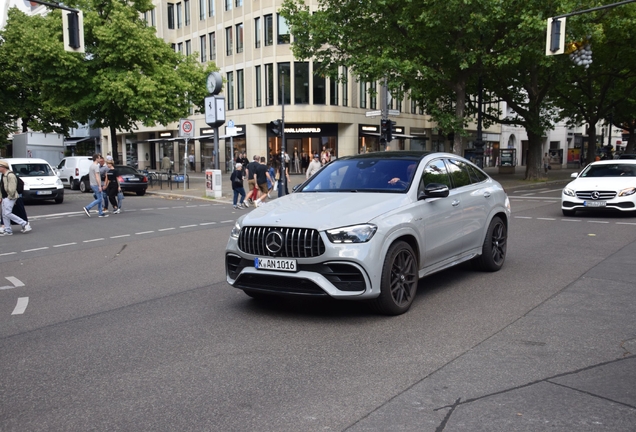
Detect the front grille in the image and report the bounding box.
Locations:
[234,273,327,296]
[238,226,325,258]
[576,190,617,200]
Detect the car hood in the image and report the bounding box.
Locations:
[241,192,410,230]
[567,177,636,190]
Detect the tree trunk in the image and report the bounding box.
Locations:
[524,129,544,180]
[623,123,635,154]
[453,79,466,156]
[586,124,597,165]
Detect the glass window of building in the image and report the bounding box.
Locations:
[176,2,182,28]
[151,8,156,26]
[294,62,309,104]
[277,14,290,44]
[167,3,175,29]
[185,39,191,55]
[255,65,262,107]
[237,69,244,109]
[264,14,273,46]
[171,43,176,51]
[236,23,244,53]
[227,71,234,110]
[278,63,291,105]
[265,63,274,106]
[370,81,377,110]
[199,0,205,20]
[209,32,216,60]
[342,67,348,106]
[225,27,233,56]
[224,0,231,12]
[200,35,207,62]
[184,0,190,25]
[313,62,326,105]
[254,17,261,48]
[208,0,214,17]
[329,77,338,106]
[360,81,367,108]
[235,0,243,6]
[177,42,183,53]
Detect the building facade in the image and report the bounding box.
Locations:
[104,0,501,173]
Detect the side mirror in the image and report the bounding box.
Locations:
[418,183,450,200]
[570,173,578,178]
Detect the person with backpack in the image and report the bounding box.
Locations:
[0,160,32,235]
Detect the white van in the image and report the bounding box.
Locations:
[0,158,64,203]
[55,156,93,190]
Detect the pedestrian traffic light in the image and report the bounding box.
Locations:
[62,10,85,53]
[380,119,391,142]
[269,119,282,137]
[387,120,396,142]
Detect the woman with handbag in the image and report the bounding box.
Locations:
[230,163,247,209]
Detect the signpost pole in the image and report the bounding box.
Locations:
[184,137,188,191]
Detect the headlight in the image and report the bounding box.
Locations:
[230,221,241,239]
[618,187,636,197]
[563,187,576,197]
[56,178,64,187]
[326,224,377,243]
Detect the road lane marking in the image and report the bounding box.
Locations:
[110,234,130,239]
[180,225,197,228]
[140,208,153,211]
[514,216,532,219]
[220,220,234,223]
[0,252,17,257]
[537,218,556,221]
[84,238,104,243]
[54,242,77,247]
[159,228,175,231]
[0,277,25,290]
[561,219,581,222]
[199,204,211,207]
[588,221,609,224]
[186,205,198,208]
[157,207,169,210]
[171,206,184,208]
[200,222,216,225]
[616,222,636,225]
[46,216,64,220]
[12,297,29,315]
[508,196,561,200]
[22,247,49,252]
[136,231,154,235]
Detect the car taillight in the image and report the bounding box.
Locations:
[142,176,148,182]
[75,168,79,176]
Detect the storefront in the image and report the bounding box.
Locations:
[268,123,338,172]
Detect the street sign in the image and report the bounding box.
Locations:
[365,110,382,117]
[228,119,234,128]
[179,119,194,138]
[388,109,400,116]
[226,127,238,136]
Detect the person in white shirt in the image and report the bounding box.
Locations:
[306,154,322,179]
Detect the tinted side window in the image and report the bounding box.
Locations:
[447,159,471,188]
[421,159,451,188]
[469,164,488,183]
[58,160,66,169]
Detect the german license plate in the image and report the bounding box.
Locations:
[584,200,606,207]
[127,178,139,181]
[254,257,297,272]
[36,190,52,195]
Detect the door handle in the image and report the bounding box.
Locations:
[452,200,460,206]
[483,192,491,198]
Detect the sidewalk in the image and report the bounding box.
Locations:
[146,165,577,202]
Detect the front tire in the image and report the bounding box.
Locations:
[70,178,79,190]
[472,216,507,272]
[54,196,64,204]
[371,241,418,315]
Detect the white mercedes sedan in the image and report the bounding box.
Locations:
[562,160,636,217]
[226,151,511,315]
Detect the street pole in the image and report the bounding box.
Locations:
[279,71,287,197]
[381,77,388,149]
[213,127,219,170]
[183,137,188,191]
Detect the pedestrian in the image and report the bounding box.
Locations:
[253,157,273,207]
[99,155,110,212]
[301,152,309,173]
[161,155,172,174]
[277,159,291,195]
[83,154,108,218]
[0,160,32,235]
[104,160,122,214]
[306,153,322,179]
[267,161,276,197]
[543,152,550,174]
[230,163,247,209]
[293,149,300,174]
[246,155,260,205]
[189,153,195,171]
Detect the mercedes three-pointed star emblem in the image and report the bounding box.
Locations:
[265,231,284,254]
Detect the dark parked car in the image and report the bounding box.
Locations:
[80,165,148,195]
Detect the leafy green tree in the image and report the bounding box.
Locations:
[0,8,84,136]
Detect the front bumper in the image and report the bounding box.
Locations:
[561,197,636,212]
[22,188,64,202]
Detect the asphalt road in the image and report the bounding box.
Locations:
[0,186,634,431]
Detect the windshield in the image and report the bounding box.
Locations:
[299,158,419,193]
[115,166,139,175]
[12,163,55,177]
[580,164,636,177]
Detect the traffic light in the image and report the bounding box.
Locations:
[62,10,85,53]
[269,119,282,137]
[545,17,566,56]
[380,119,389,141]
[387,120,396,142]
